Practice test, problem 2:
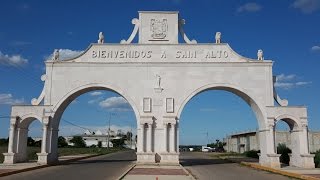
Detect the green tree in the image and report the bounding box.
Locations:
[97,141,102,148]
[0,138,9,146]
[70,136,86,148]
[58,136,68,147]
[111,138,125,147]
[277,143,292,164]
[27,137,35,146]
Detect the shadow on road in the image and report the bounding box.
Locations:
[180,158,235,166]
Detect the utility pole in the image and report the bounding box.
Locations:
[107,113,113,149]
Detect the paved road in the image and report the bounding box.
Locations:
[180,152,294,180]
[2,150,136,180]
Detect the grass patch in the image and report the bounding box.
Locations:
[0,146,127,163]
[209,152,243,158]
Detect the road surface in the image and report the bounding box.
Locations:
[180,152,293,180]
[2,150,136,180]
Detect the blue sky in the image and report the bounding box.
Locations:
[0,0,319,145]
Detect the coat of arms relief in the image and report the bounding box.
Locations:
[150,19,168,40]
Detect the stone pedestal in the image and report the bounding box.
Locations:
[258,153,281,168]
[3,153,17,164]
[289,154,315,168]
[160,152,179,164]
[37,153,49,165]
[137,152,155,164]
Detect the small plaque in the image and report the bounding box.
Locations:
[143,98,152,112]
[166,98,174,113]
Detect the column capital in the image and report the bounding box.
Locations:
[42,116,51,126]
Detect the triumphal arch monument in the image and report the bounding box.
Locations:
[3,11,315,168]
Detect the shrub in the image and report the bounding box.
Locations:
[244,150,260,159]
[70,136,86,148]
[277,143,291,165]
[314,150,320,168]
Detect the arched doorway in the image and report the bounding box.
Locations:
[176,84,274,166]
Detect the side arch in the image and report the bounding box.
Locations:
[19,114,43,129]
[176,83,267,128]
[274,114,301,130]
[51,83,140,128]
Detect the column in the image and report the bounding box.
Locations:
[170,123,176,152]
[41,122,49,153]
[147,123,153,152]
[163,123,168,152]
[137,123,145,153]
[176,123,179,152]
[269,121,276,154]
[8,122,16,153]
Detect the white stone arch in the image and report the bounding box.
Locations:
[51,83,141,128]
[274,114,301,130]
[18,113,43,128]
[177,83,266,128]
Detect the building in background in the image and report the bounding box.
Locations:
[223,130,320,153]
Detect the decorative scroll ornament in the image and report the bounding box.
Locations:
[120,18,140,44]
[257,49,264,61]
[178,19,197,44]
[97,32,104,44]
[31,74,47,105]
[273,76,288,106]
[215,32,221,44]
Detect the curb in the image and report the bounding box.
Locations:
[241,162,320,180]
[118,163,136,180]
[0,154,101,177]
[179,164,196,180]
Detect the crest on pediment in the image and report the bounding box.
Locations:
[150,19,168,39]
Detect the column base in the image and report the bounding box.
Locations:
[289,154,315,168]
[137,152,155,164]
[259,153,281,168]
[37,153,58,165]
[159,152,179,164]
[3,153,17,164]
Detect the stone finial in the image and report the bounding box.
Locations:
[257,49,264,60]
[215,32,221,44]
[98,32,104,44]
[52,49,59,61]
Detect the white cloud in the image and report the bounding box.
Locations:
[0,51,28,66]
[47,49,83,60]
[311,45,320,52]
[276,74,296,81]
[292,0,320,13]
[274,74,311,90]
[237,3,262,13]
[0,93,24,105]
[99,96,132,111]
[90,92,103,96]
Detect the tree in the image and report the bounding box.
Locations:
[97,141,102,148]
[111,138,125,147]
[58,136,68,147]
[70,136,86,148]
[27,137,35,146]
[0,138,9,146]
[126,131,133,141]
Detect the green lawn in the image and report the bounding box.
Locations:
[0,146,126,163]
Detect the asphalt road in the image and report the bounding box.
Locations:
[180,152,294,180]
[2,150,136,180]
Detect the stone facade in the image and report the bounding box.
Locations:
[224,130,320,153]
[3,11,315,168]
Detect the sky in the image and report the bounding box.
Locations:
[0,0,320,145]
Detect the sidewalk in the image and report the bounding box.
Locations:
[122,164,195,180]
[220,155,320,180]
[0,154,98,177]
